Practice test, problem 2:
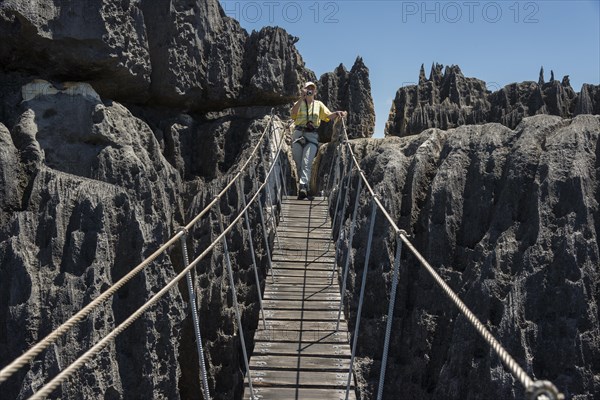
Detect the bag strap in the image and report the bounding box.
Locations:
[304,99,315,125]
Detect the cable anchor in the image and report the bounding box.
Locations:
[526,380,565,400]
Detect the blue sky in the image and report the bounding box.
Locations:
[220,0,600,137]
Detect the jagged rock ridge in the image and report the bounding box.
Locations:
[0,80,291,400]
[1,85,186,399]
[386,63,600,136]
[317,57,376,140]
[0,0,314,110]
[0,0,377,398]
[321,114,600,399]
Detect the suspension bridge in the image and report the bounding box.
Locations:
[0,112,564,400]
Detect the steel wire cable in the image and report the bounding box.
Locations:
[27,117,288,399]
[0,114,278,383]
[333,118,563,400]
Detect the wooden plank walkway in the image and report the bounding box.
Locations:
[244,196,356,400]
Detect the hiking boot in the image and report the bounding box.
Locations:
[298,187,307,200]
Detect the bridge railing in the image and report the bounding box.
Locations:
[1,110,289,400]
[325,118,564,400]
[2,108,566,400]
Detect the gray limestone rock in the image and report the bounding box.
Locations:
[178,115,288,400]
[0,0,152,102]
[0,1,334,399]
[576,84,600,115]
[318,57,375,141]
[138,0,247,109]
[0,86,187,399]
[386,64,599,137]
[0,79,288,399]
[385,64,490,137]
[323,114,600,399]
[0,0,315,112]
[0,122,23,212]
[244,27,317,104]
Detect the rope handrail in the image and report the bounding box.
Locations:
[0,110,279,385]
[27,114,289,399]
[333,118,564,400]
[185,113,283,229]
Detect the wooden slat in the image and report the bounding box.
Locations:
[274,262,335,270]
[277,227,331,234]
[254,329,349,343]
[263,320,348,331]
[249,369,353,388]
[276,234,332,241]
[275,242,335,251]
[274,266,334,274]
[281,215,329,221]
[273,256,335,264]
[282,196,327,203]
[273,269,334,277]
[264,309,340,321]
[264,284,338,292]
[253,341,350,357]
[262,299,340,310]
[279,212,329,219]
[277,224,330,231]
[271,277,335,287]
[263,293,341,302]
[264,288,339,295]
[250,355,351,371]
[244,387,356,400]
[276,242,333,251]
[274,258,336,265]
[264,289,339,298]
[273,256,335,265]
[246,196,356,400]
[280,209,329,214]
[266,278,336,286]
[279,220,330,227]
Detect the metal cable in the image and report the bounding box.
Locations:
[328,141,340,201]
[330,145,350,242]
[184,112,279,230]
[345,200,378,400]
[0,112,279,385]
[336,174,362,331]
[330,159,353,281]
[259,145,283,253]
[26,116,287,399]
[277,153,288,204]
[0,231,182,384]
[251,166,275,284]
[179,230,211,400]
[326,144,346,257]
[325,139,340,198]
[377,232,403,400]
[400,236,535,388]
[336,118,564,400]
[270,122,289,201]
[215,205,255,399]
[237,178,267,330]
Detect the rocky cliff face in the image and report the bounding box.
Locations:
[317,57,376,140]
[0,85,186,399]
[386,64,600,137]
[0,79,290,399]
[0,0,320,399]
[0,0,314,110]
[322,114,600,399]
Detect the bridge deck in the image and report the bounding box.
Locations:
[244,196,356,400]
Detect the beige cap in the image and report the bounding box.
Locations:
[303,81,317,89]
